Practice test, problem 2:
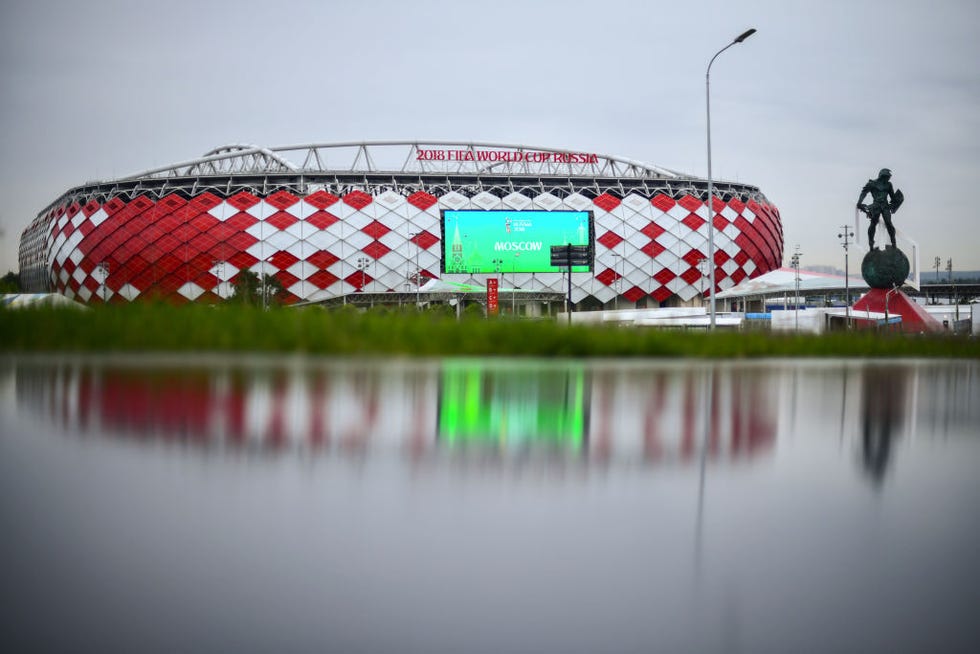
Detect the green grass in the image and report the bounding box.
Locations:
[1,304,977,358]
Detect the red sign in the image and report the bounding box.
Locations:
[487,278,499,315]
[416,148,599,164]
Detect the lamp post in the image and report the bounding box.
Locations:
[790,246,802,331]
[97,261,110,304]
[357,256,370,295]
[409,232,421,309]
[611,253,622,310]
[706,27,756,329]
[838,226,854,327]
[697,255,709,306]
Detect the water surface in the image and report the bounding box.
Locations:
[1,356,977,653]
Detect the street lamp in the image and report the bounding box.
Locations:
[97,261,110,304]
[706,27,756,329]
[838,226,855,327]
[409,232,422,309]
[356,256,370,294]
[611,253,622,310]
[697,255,709,306]
[790,246,802,331]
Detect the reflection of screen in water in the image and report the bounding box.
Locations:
[438,364,589,450]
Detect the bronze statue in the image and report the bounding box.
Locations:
[857,168,903,249]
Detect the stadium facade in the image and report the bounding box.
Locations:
[18,142,783,309]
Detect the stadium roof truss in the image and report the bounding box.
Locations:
[37,141,760,209]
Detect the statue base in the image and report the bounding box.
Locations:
[861,247,910,289]
[852,288,943,333]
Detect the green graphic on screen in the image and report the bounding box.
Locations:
[438,364,589,450]
[441,210,593,274]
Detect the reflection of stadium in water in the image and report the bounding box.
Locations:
[13,360,780,464]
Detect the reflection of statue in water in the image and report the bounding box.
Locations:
[860,366,906,486]
[857,168,904,250]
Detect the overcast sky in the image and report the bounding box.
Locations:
[1,0,978,275]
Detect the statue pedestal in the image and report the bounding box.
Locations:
[852,288,943,333]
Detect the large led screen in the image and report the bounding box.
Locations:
[441,210,593,274]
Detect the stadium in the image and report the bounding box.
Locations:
[17,141,783,312]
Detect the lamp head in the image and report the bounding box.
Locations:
[734,28,757,43]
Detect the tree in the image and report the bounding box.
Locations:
[230,270,284,306]
[0,271,21,293]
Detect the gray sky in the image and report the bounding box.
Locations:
[1,0,978,275]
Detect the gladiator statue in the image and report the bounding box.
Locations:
[857,168,903,250]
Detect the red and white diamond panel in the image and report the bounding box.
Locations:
[25,187,781,305]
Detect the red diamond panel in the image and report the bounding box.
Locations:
[266,190,299,211]
[713,250,731,266]
[733,250,750,266]
[407,191,438,210]
[226,231,258,251]
[651,286,673,303]
[273,270,300,289]
[305,190,340,209]
[361,220,390,239]
[265,211,298,230]
[228,252,259,271]
[208,222,237,242]
[682,249,707,266]
[362,240,391,259]
[129,196,154,214]
[103,197,126,216]
[593,193,621,212]
[595,268,621,287]
[653,268,676,284]
[597,230,623,250]
[209,243,237,261]
[728,197,745,214]
[730,268,748,285]
[82,200,101,217]
[641,240,665,258]
[190,213,219,233]
[682,213,706,231]
[227,191,260,211]
[651,194,675,213]
[345,272,374,290]
[306,250,339,269]
[640,221,665,239]
[269,251,300,270]
[623,286,647,303]
[190,192,222,213]
[411,230,439,250]
[678,195,702,213]
[159,194,188,213]
[172,224,199,245]
[226,212,258,231]
[680,267,703,285]
[343,190,373,210]
[306,211,339,229]
[307,270,339,290]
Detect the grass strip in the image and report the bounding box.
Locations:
[1,304,977,359]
